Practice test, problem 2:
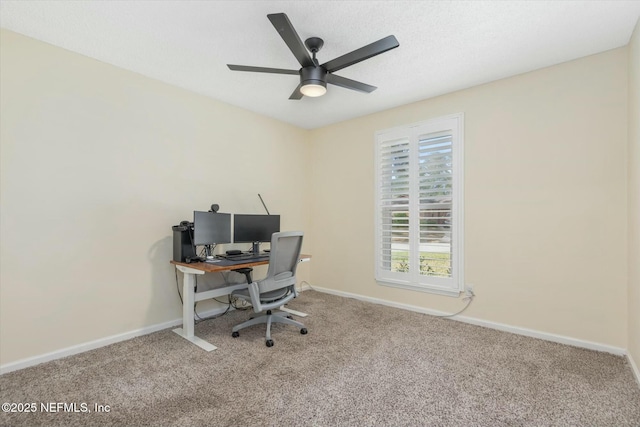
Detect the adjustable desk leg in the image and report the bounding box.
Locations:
[172,267,217,352]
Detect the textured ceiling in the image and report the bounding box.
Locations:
[1,1,639,129]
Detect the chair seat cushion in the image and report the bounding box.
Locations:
[233,288,290,304]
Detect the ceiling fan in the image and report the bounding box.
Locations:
[227,13,399,100]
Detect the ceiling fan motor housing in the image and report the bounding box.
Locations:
[300,66,327,87]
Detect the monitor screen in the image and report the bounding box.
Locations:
[193,211,231,246]
[233,214,280,243]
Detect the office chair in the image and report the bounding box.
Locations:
[231,231,307,347]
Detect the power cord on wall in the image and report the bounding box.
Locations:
[175,268,183,305]
[434,288,475,318]
[297,280,314,292]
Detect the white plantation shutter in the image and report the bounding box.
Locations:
[375,114,464,296]
[379,136,411,276]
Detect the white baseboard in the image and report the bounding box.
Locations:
[0,306,229,375]
[2,285,633,378]
[2,285,313,375]
[312,286,627,357]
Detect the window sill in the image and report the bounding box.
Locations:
[376,278,462,298]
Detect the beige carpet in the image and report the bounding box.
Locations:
[1,290,639,426]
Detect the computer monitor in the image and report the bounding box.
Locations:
[233,214,280,248]
[193,211,231,246]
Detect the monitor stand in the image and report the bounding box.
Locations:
[205,244,215,259]
[251,241,260,255]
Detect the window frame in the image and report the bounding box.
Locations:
[374,113,464,297]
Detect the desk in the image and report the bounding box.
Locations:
[170,254,311,351]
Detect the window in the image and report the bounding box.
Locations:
[374,114,464,296]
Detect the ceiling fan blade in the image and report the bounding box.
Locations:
[267,13,314,68]
[289,83,304,100]
[327,74,377,93]
[227,64,299,75]
[322,35,399,73]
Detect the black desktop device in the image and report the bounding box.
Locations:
[233,214,280,254]
[172,222,196,262]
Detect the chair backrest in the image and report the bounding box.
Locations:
[258,231,303,294]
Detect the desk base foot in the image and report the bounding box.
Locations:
[279,306,308,318]
[172,328,217,351]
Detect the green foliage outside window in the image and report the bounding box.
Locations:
[391,251,450,277]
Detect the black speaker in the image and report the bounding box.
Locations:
[172,223,196,262]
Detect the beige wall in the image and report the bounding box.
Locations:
[628,18,640,374]
[0,30,311,365]
[309,48,629,348]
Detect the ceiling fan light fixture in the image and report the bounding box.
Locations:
[300,82,327,97]
[299,67,327,97]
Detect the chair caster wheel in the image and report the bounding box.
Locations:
[232,331,239,338]
[266,339,274,347]
[300,328,308,335]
